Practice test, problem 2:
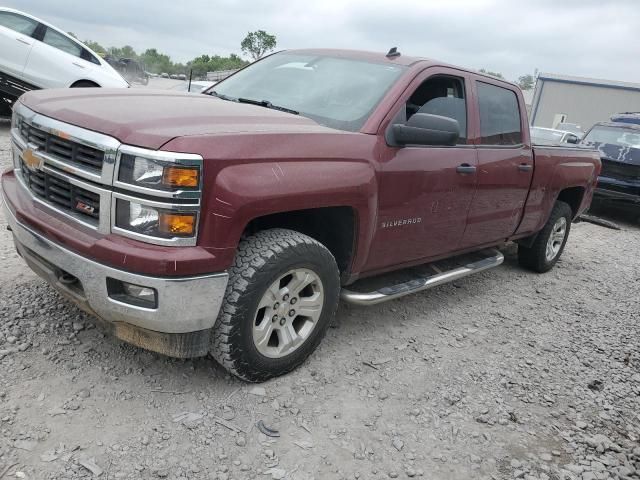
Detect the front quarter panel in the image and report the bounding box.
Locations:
[162,132,379,272]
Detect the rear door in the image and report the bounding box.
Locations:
[22,26,97,88]
[459,79,533,247]
[0,11,38,78]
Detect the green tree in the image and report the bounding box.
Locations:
[517,74,535,90]
[139,48,173,74]
[479,68,504,79]
[241,30,277,61]
[84,39,106,55]
[109,45,137,59]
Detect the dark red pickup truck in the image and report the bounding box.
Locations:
[2,49,600,381]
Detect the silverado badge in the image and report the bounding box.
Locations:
[22,148,44,172]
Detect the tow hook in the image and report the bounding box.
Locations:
[58,272,79,285]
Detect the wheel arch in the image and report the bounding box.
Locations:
[556,186,585,219]
[69,79,100,88]
[243,206,358,283]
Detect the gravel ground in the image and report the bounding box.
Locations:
[0,119,639,480]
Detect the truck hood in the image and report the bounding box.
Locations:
[20,89,333,150]
[588,141,640,166]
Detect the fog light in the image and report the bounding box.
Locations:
[122,283,156,301]
[107,278,157,308]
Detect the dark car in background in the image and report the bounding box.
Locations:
[581,117,640,209]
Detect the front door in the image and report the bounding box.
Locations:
[365,70,478,271]
[460,79,533,248]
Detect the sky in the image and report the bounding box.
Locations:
[7,0,640,83]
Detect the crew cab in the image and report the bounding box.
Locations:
[1,49,601,381]
[0,7,127,116]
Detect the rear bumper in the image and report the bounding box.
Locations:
[2,195,229,357]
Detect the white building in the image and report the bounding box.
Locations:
[530,73,640,130]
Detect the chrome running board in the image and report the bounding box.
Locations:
[341,249,504,306]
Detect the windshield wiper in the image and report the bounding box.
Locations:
[209,90,235,101]
[237,98,299,115]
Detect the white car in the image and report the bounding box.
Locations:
[169,80,216,94]
[530,127,580,146]
[0,7,128,102]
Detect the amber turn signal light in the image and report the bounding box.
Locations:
[162,166,199,188]
[159,213,196,236]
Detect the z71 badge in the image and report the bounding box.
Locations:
[381,217,422,229]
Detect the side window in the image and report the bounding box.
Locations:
[406,76,467,144]
[477,82,522,145]
[42,27,82,58]
[0,12,38,36]
[81,48,100,65]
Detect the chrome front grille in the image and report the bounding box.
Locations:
[17,116,106,172]
[10,102,202,246]
[21,160,101,221]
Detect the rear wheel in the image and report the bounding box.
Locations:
[211,229,340,382]
[518,201,572,273]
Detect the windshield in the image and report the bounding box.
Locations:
[211,52,407,131]
[583,125,640,148]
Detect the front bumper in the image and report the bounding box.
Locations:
[595,177,640,206]
[2,197,229,358]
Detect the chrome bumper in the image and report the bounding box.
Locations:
[3,198,228,343]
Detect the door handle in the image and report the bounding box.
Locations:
[16,37,31,45]
[456,164,477,174]
[518,164,533,172]
[72,62,85,69]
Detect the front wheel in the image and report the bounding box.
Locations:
[211,229,340,382]
[518,201,572,273]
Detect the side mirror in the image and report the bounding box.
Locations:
[392,113,460,146]
[566,135,579,144]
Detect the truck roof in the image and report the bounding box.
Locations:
[286,48,520,88]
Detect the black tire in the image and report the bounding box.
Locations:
[211,229,340,382]
[518,201,573,273]
[71,80,99,88]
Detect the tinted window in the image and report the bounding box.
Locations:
[477,82,522,145]
[81,48,100,65]
[0,11,38,36]
[42,27,82,57]
[407,76,467,144]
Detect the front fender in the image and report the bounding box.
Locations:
[198,159,378,268]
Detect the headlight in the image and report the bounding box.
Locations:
[118,154,200,191]
[115,199,197,239]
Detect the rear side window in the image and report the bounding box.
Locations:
[477,82,522,145]
[81,48,100,65]
[42,27,82,58]
[0,11,38,36]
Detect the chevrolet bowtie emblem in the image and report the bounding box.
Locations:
[22,148,44,172]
